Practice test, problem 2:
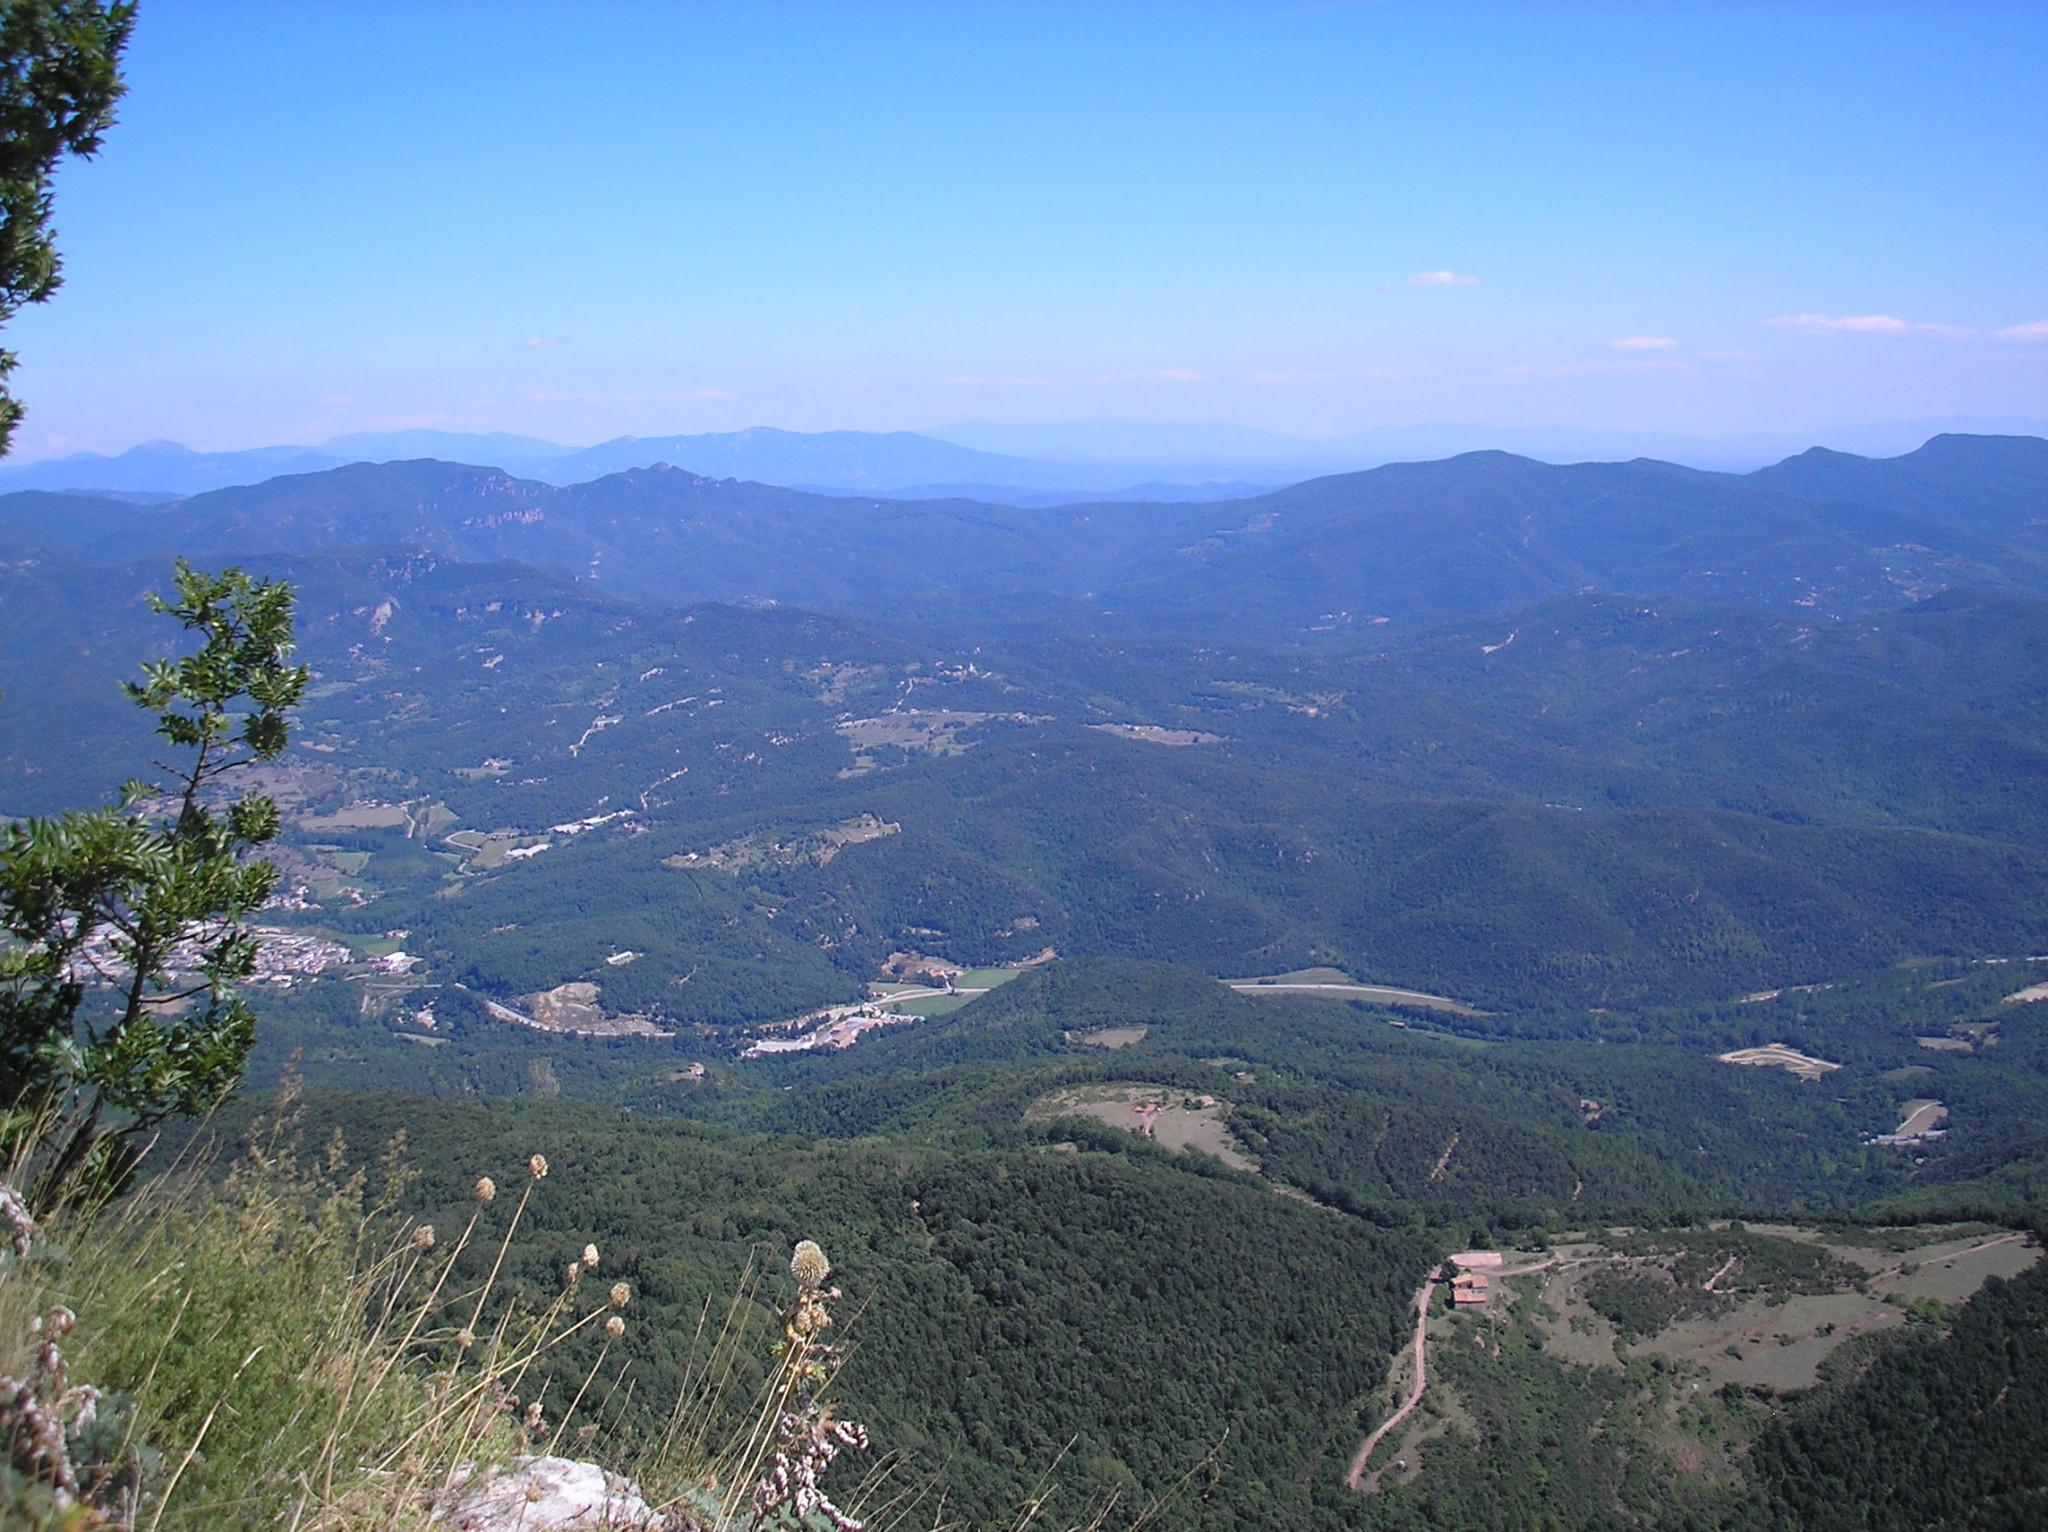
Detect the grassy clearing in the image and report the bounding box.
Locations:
[1227,971,1482,1015]
[836,712,989,775]
[1073,1025,1149,1049]
[1023,1083,1258,1172]
[951,968,1025,991]
[889,992,976,1017]
[298,804,411,832]
[1087,724,1220,746]
[1496,1227,2041,1394]
[467,834,552,871]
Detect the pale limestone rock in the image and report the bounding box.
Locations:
[437,1455,665,1531]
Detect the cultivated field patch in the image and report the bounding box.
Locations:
[1514,1225,2039,1391]
[300,802,411,832]
[1023,1083,1257,1170]
[460,831,555,871]
[1715,1043,1841,1080]
[665,813,900,873]
[1069,1025,1149,1049]
[837,711,991,774]
[1090,723,1222,746]
[487,980,674,1038]
[1230,969,1481,1016]
[1916,1035,1973,1052]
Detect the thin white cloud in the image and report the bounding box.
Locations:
[1701,350,1760,362]
[944,375,1053,387]
[1407,270,1479,287]
[520,336,568,349]
[1765,313,1976,338]
[1247,370,1342,384]
[319,393,356,405]
[1610,336,1679,352]
[1995,319,2048,342]
[1767,313,1908,335]
[1087,368,1207,384]
[1499,359,1690,379]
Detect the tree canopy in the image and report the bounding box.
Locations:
[0,559,306,1206]
[0,0,133,456]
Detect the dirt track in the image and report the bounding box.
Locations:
[1346,1279,1434,1490]
[1342,1234,2032,1494]
[1345,1257,1558,1492]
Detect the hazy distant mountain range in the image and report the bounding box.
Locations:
[3,433,2041,630]
[0,427,1215,501]
[3,415,2042,502]
[923,414,2048,471]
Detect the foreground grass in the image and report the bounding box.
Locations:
[0,1089,1138,1531]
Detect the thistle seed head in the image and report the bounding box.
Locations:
[528,1154,549,1180]
[605,1315,626,1338]
[456,1327,475,1351]
[790,1240,831,1289]
[566,1262,582,1286]
[582,1243,600,1268]
[474,1176,497,1204]
[412,1224,436,1253]
[609,1282,631,1309]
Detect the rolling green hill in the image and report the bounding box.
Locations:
[3,438,2044,1526]
[3,553,2045,1029]
[195,1090,1435,1532]
[4,434,2042,627]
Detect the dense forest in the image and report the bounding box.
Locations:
[4,551,2046,1024]
[183,1091,1432,1531]
[3,436,2044,1527]
[159,1085,2045,1532]
[1747,1247,2048,1531]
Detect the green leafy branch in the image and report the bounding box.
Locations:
[0,560,308,1207]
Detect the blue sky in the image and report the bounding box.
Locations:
[8,0,2046,456]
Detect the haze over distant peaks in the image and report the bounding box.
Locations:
[3,433,2042,632]
[925,415,2048,471]
[1,416,2042,502]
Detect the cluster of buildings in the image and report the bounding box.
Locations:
[63,924,358,989]
[251,927,361,983]
[550,809,636,835]
[1869,1099,1949,1148]
[743,1002,919,1057]
[1445,1250,1503,1307]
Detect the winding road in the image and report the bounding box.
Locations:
[1345,1257,1559,1493]
[1344,1232,2038,1494]
[1345,1278,1435,1490]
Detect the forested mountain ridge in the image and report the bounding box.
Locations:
[1103,434,2048,623]
[180,1089,1437,1532]
[3,448,2044,1527]
[2,434,2041,628]
[3,548,2045,1022]
[1745,432,2048,543]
